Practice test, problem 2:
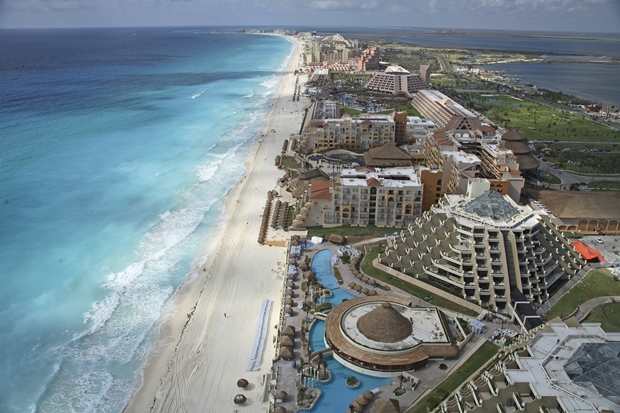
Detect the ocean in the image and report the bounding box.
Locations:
[0,28,292,413]
[314,27,620,106]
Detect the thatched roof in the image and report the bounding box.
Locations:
[275,390,288,400]
[237,378,249,388]
[274,407,287,413]
[364,143,413,167]
[286,288,294,296]
[356,395,369,405]
[515,153,539,171]
[356,302,412,343]
[282,325,296,336]
[299,168,329,181]
[363,390,375,400]
[279,346,294,359]
[328,234,346,244]
[351,402,364,412]
[234,394,247,404]
[502,126,524,141]
[528,189,620,219]
[280,335,294,348]
[368,289,377,296]
[354,285,363,291]
[284,307,293,314]
[373,398,400,413]
[286,281,295,287]
[348,282,357,287]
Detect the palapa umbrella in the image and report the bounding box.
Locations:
[275,390,288,400]
[299,261,309,271]
[287,273,295,280]
[349,264,356,270]
[348,282,356,288]
[274,407,287,413]
[285,298,294,305]
[354,285,362,292]
[362,276,369,283]
[362,287,369,294]
[351,401,364,412]
[286,288,294,297]
[355,273,363,280]
[363,390,375,400]
[280,335,294,347]
[284,307,293,314]
[290,253,298,259]
[356,395,369,406]
[237,378,249,388]
[279,346,294,359]
[368,289,377,296]
[368,279,376,286]
[286,281,295,288]
[282,325,295,336]
[288,258,297,265]
[234,394,247,405]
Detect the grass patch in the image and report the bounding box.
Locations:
[332,266,343,284]
[546,269,620,319]
[406,341,500,413]
[535,173,562,185]
[280,155,300,169]
[588,181,620,190]
[306,225,403,238]
[340,107,363,117]
[583,301,620,332]
[361,247,478,316]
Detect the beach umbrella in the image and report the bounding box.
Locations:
[368,279,376,286]
[274,407,287,413]
[351,402,364,412]
[285,298,294,305]
[299,261,309,270]
[290,253,298,259]
[351,257,360,264]
[287,273,295,280]
[279,346,294,359]
[354,285,362,291]
[355,273,363,280]
[362,287,369,294]
[362,277,369,283]
[286,289,294,297]
[234,394,247,405]
[284,307,293,314]
[280,335,294,348]
[237,378,249,388]
[356,395,369,406]
[363,390,375,400]
[282,325,295,336]
[348,282,356,288]
[286,281,295,288]
[275,390,288,401]
[368,289,377,296]
[349,264,356,271]
[288,258,297,265]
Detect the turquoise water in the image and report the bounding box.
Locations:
[0,29,292,413]
[302,249,390,412]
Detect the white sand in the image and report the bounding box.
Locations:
[125,36,306,413]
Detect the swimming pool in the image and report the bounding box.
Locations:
[300,249,391,412]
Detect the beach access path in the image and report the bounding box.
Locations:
[125,36,307,413]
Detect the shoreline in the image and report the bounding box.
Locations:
[124,35,307,413]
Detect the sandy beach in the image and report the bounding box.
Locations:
[125,36,306,413]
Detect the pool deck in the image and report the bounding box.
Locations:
[271,241,506,413]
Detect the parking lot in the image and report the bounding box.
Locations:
[579,235,620,265]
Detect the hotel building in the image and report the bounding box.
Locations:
[412,89,482,130]
[365,65,430,95]
[296,167,424,228]
[378,185,585,314]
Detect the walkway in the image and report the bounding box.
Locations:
[571,296,620,322]
[537,265,591,315]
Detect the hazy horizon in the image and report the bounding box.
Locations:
[1,0,619,33]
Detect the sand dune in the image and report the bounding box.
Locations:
[125,36,306,413]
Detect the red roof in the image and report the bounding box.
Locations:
[310,181,333,200]
[366,178,381,186]
[571,241,606,263]
[361,119,373,125]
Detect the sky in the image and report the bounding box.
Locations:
[0,0,619,32]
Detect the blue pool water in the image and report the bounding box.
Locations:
[302,249,390,412]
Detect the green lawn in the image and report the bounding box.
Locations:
[588,181,620,190]
[583,302,620,332]
[361,247,478,316]
[280,155,300,169]
[306,225,402,238]
[455,93,620,143]
[406,341,500,413]
[536,173,562,185]
[340,107,363,117]
[546,269,620,320]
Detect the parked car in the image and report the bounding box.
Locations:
[594,237,604,244]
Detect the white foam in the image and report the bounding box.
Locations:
[189,86,209,99]
[244,92,254,98]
